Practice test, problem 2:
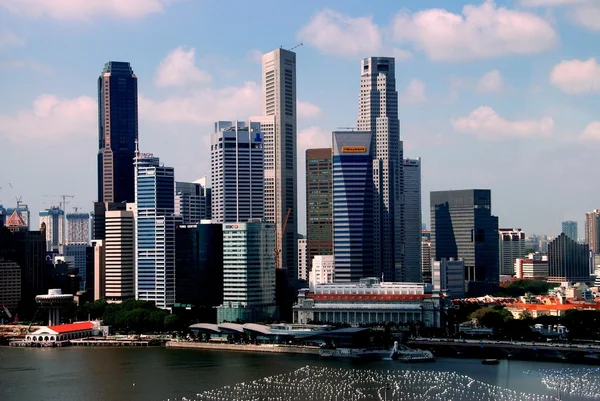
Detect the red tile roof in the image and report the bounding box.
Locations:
[5,210,26,227]
[48,321,94,333]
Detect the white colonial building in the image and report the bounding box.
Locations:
[24,321,98,345]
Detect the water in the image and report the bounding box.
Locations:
[0,347,597,401]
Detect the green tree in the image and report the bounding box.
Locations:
[469,307,513,328]
[164,314,181,331]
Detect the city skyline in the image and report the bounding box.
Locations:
[1,0,599,237]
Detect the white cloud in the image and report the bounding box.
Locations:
[570,5,600,31]
[452,106,554,140]
[399,79,427,104]
[297,126,331,150]
[297,100,322,118]
[297,9,382,57]
[155,47,212,88]
[0,0,169,21]
[0,32,25,47]
[0,94,96,144]
[139,81,261,125]
[477,69,503,93]
[580,122,600,142]
[550,58,600,94]
[392,1,557,61]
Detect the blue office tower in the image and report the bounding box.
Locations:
[332,131,374,282]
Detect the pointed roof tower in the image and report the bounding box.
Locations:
[6,210,27,232]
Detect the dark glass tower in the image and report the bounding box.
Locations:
[98,61,138,204]
[548,233,591,283]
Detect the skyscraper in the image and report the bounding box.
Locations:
[431,189,499,295]
[39,207,64,252]
[252,48,297,280]
[105,206,135,302]
[134,153,178,309]
[98,61,138,204]
[498,228,526,275]
[332,131,374,282]
[357,57,403,282]
[66,212,90,244]
[562,221,578,242]
[585,210,600,255]
[548,233,591,283]
[305,148,333,271]
[175,178,211,225]
[403,158,421,282]
[210,121,264,223]
[421,231,432,283]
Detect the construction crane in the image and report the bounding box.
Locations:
[274,208,292,270]
[289,43,303,51]
[59,194,75,210]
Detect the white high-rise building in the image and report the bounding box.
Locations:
[66,212,90,244]
[403,158,421,282]
[585,209,600,255]
[250,48,297,280]
[298,238,308,281]
[421,231,432,283]
[309,255,335,291]
[499,228,526,275]
[175,178,211,225]
[210,121,264,224]
[357,57,403,282]
[39,207,65,251]
[105,205,135,302]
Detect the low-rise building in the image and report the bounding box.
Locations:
[293,278,444,327]
[514,255,548,280]
[24,321,98,344]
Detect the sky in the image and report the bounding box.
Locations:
[0,0,599,238]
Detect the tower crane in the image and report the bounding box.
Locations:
[274,208,292,270]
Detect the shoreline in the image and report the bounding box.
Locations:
[165,341,321,355]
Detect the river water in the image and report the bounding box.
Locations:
[1,347,598,401]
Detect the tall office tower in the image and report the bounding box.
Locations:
[134,153,178,309]
[498,228,526,275]
[92,240,106,301]
[548,233,591,283]
[357,57,403,282]
[562,221,578,242]
[421,231,432,283]
[175,178,211,225]
[6,202,30,229]
[252,48,297,280]
[0,259,21,312]
[332,131,374,282]
[39,207,65,252]
[97,61,138,204]
[431,189,499,295]
[210,121,264,224]
[298,237,308,281]
[217,222,277,323]
[104,206,135,302]
[92,202,126,241]
[585,210,600,255]
[403,158,422,282]
[63,243,90,291]
[66,212,90,244]
[305,148,333,271]
[175,223,223,321]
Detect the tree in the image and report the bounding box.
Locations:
[164,314,181,331]
[469,307,513,329]
[520,309,533,321]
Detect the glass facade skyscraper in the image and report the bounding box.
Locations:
[548,233,591,283]
[98,61,138,204]
[332,131,374,282]
[134,153,178,309]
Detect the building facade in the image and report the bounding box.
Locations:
[403,158,421,282]
[252,48,297,280]
[515,256,548,280]
[498,228,526,276]
[548,233,591,283]
[0,259,21,312]
[358,57,403,282]
[298,237,308,281]
[421,231,432,283]
[66,213,90,244]
[39,207,64,252]
[217,222,277,323]
[432,258,465,299]
[5,202,30,230]
[332,131,374,282]
[308,255,335,290]
[305,148,333,271]
[175,179,211,225]
[430,189,499,295]
[585,210,600,255]
[210,121,264,224]
[562,221,578,242]
[92,240,105,301]
[97,61,138,204]
[104,207,135,302]
[63,244,90,291]
[134,154,178,309]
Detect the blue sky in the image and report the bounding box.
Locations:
[1,0,599,238]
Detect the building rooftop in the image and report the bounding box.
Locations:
[47,321,95,334]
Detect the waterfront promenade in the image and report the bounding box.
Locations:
[166,340,320,355]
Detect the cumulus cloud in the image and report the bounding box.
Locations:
[580,122,600,142]
[155,47,212,88]
[477,69,503,93]
[0,0,169,21]
[297,9,382,57]
[550,58,600,94]
[452,106,554,140]
[297,126,331,150]
[0,94,96,144]
[0,32,25,48]
[392,1,557,61]
[399,79,427,104]
[297,101,322,118]
[570,5,600,31]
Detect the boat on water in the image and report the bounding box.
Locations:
[481,359,500,365]
[319,341,435,362]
